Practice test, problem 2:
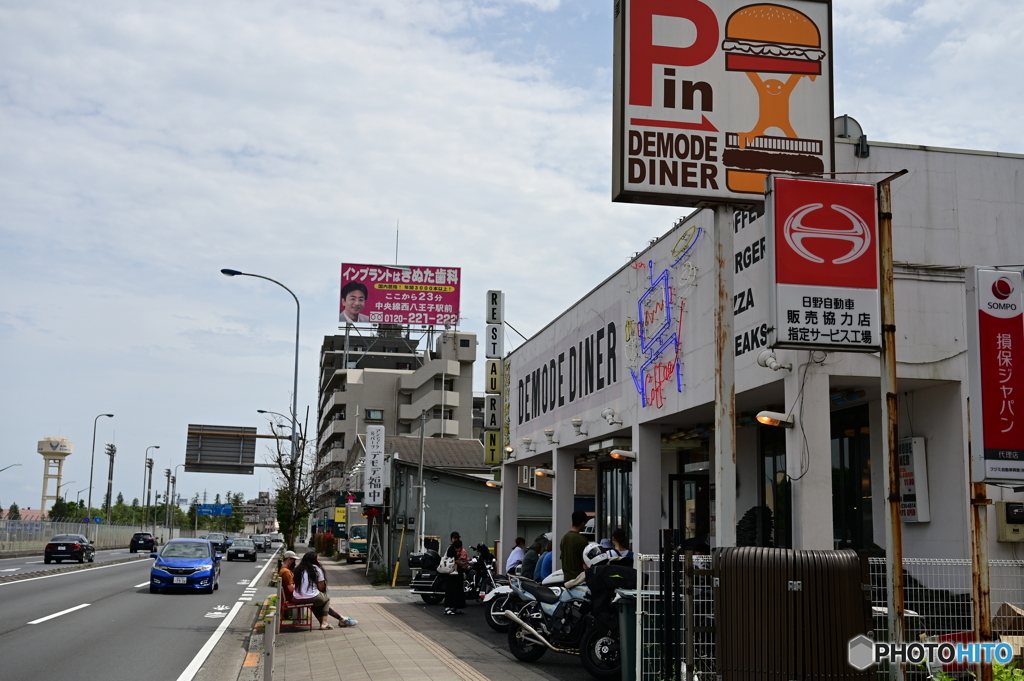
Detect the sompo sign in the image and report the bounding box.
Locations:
[612,0,833,207]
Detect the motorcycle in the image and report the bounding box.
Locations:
[483,569,564,632]
[409,543,502,605]
[503,572,593,663]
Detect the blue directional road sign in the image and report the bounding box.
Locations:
[94,517,103,524]
[197,504,233,516]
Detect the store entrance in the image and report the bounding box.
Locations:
[667,473,711,551]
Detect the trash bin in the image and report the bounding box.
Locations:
[615,589,637,681]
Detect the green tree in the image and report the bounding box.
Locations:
[263,414,331,551]
[8,502,21,520]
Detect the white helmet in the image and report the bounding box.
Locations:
[583,542,608,568]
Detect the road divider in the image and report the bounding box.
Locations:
[29,603,90,624]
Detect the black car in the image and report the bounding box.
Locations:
[130,532,156,553]
[45,534,95,564]
[227,538,257,562]
[250,535,269,552]
[205,533,228,552]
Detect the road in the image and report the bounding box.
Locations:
[0,548,278,681]
[0,548,148,577]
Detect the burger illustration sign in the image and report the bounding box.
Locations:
[612,0,833,207]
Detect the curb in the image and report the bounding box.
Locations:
[0,555,151,584]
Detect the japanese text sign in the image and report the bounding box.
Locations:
[612,0,833,206]
[968,268,1024,483]
[363,425,386,505]
[340,263,461,327]
[767,176,881,351]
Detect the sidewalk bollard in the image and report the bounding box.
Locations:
[264,607,277,681]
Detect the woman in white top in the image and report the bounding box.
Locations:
[293,551,357,629]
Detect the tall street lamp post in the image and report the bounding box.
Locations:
[87,414,114,516]
[222,269,300,546]
[75,486,89,511]
[0,464,23,474]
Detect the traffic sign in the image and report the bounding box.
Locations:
[82,517,91,524]
[94,517,103,524]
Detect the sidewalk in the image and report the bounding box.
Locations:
[273,561,554,681]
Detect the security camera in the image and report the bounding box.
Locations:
[757,349,792,372]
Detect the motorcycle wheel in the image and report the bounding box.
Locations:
[507,604,547,662]
[485,594,512,632]
[579,627,621,681]
[421,593,444,605]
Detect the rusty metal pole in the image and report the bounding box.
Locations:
[969,397,994,681]
[713,204,737,548]
[879,172,906,681]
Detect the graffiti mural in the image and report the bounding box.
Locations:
[627,222,701,408]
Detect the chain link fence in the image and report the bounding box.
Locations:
[0,519,196,555]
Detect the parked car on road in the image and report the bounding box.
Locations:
[227,538,257,562]
[204,533,228,552]
[130,532,156,553]
[44,534,95,564]
[149,539,221,594]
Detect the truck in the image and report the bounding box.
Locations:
[345,502,367,563]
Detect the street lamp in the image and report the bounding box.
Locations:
[87,414,114,517]
[54,481,76,517]
[0,463,22,474]
[75,486,89,511]
[223,268,300,547]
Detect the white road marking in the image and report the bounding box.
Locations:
[175,550,278,681]
[1,568,19,572]
[237,597,252,601]
[24,561,43,564]
[204,612,227,619]
[135,582,150,588]
[29,603,90,624]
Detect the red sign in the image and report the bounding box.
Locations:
[773,177,878,289]
[340,263,461,327]
[973,269,1024,474]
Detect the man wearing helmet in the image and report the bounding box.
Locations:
[559,510,590,582]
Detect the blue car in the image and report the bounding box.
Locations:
[149,539,221,594]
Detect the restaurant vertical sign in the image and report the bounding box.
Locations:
[968,268,1024,484]
[363,425,386,505]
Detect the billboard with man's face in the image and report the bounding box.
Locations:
[612,0,833,207]
[340,263,461,326]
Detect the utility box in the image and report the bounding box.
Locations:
[996,501,1024,542]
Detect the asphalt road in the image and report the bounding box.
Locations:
[0,548,148,576]
[0,548,278,681]
[414,595,592,681]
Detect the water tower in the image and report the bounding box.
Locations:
[38,437,73,514]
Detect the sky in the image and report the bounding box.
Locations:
[2,0,1022,513]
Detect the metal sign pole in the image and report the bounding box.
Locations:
[713,204,737,548]
[879,171,907,681]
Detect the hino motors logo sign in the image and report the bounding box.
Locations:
[767,177,881,352]
[784,203,871,264]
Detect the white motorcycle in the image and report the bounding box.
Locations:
[482,569,563,632]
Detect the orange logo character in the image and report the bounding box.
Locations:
[720,4,826,194]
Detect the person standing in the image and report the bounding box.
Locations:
[505,536,526,574]
[443,539,469,615]
[559,511,590,582]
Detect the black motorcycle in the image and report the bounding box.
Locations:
[409,543,503,605]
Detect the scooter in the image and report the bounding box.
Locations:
[483,569,563,632]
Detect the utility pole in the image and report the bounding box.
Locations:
[169,475,177,539]
[416,409,428,552]
[163,469,171,540]
[145,459,154,535]
[103,444,117,523]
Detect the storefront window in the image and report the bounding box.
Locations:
[831,405,873,550]
[598,462,632,542]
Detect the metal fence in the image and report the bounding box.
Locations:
[0,519,195,555]
[636,555,1024,680]
[636,553,715,681]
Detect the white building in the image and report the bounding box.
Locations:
[498,133,1024,570]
